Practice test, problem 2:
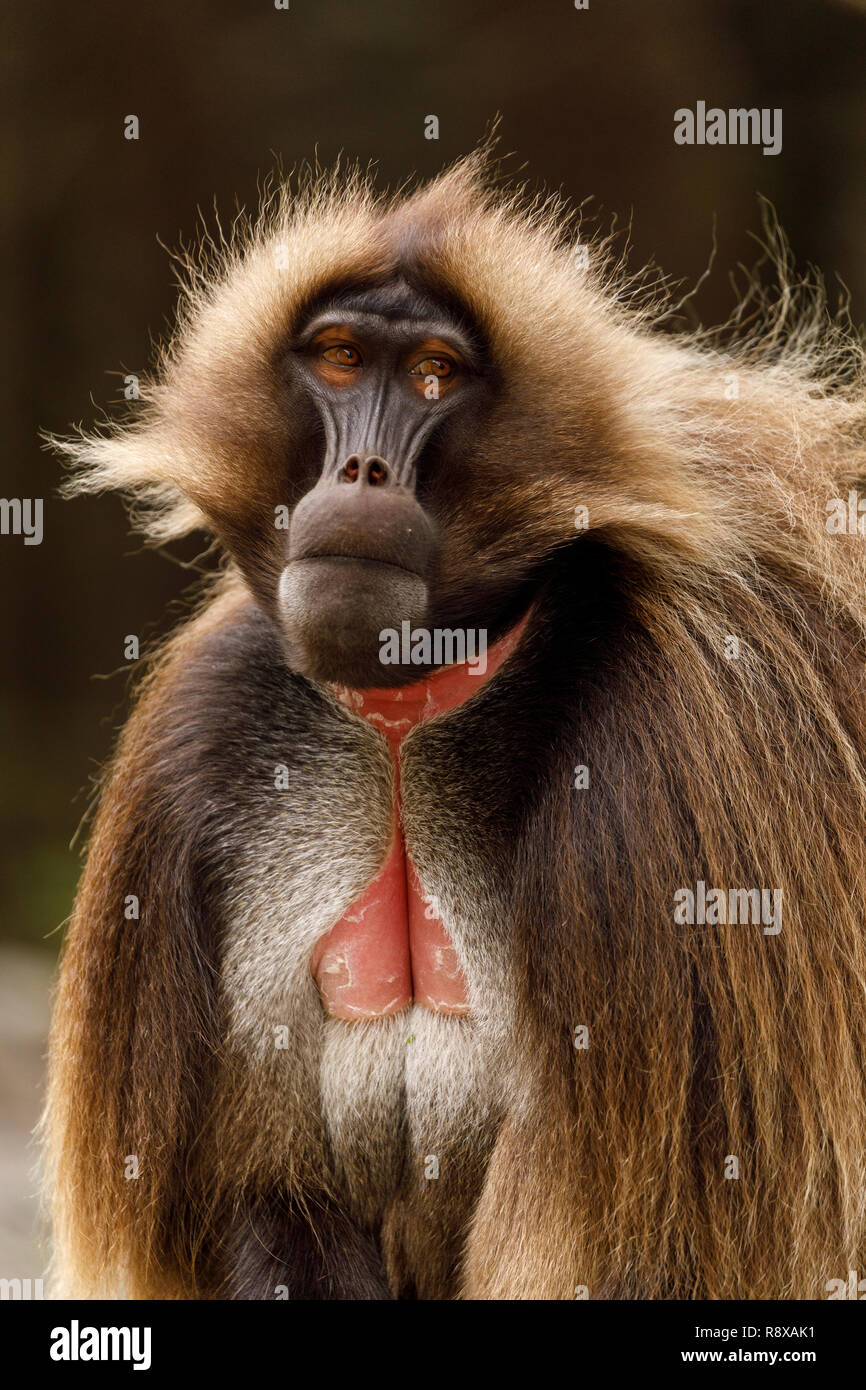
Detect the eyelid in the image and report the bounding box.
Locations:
[308,323,361,344]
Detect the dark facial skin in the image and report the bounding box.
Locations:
[278,281,501,687]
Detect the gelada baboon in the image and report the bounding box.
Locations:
[45,149,866,1299]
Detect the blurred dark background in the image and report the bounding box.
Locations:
[2,0,865,955]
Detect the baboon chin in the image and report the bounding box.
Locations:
[46,147,866,1300]
[278,558,430,686]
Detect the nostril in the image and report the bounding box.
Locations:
[368,459,388,486]
[341,456,361,483]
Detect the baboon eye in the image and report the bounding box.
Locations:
[409,356,454,379]
[321,344,361,368]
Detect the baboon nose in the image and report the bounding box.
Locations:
[340,454,391,486]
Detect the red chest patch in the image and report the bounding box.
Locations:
[310,621,527,1019]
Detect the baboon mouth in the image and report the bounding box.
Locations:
[290,554,427,581]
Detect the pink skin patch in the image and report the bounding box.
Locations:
[311,618,529,1020]
[310,833,413,1019]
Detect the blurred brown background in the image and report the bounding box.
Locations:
[1,0,864,1279]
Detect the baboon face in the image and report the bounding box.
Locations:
[275,276,540,687]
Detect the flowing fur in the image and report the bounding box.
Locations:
[45,148,866,1298]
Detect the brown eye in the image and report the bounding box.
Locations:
[322,344,361,368]
[410,356,454,379]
